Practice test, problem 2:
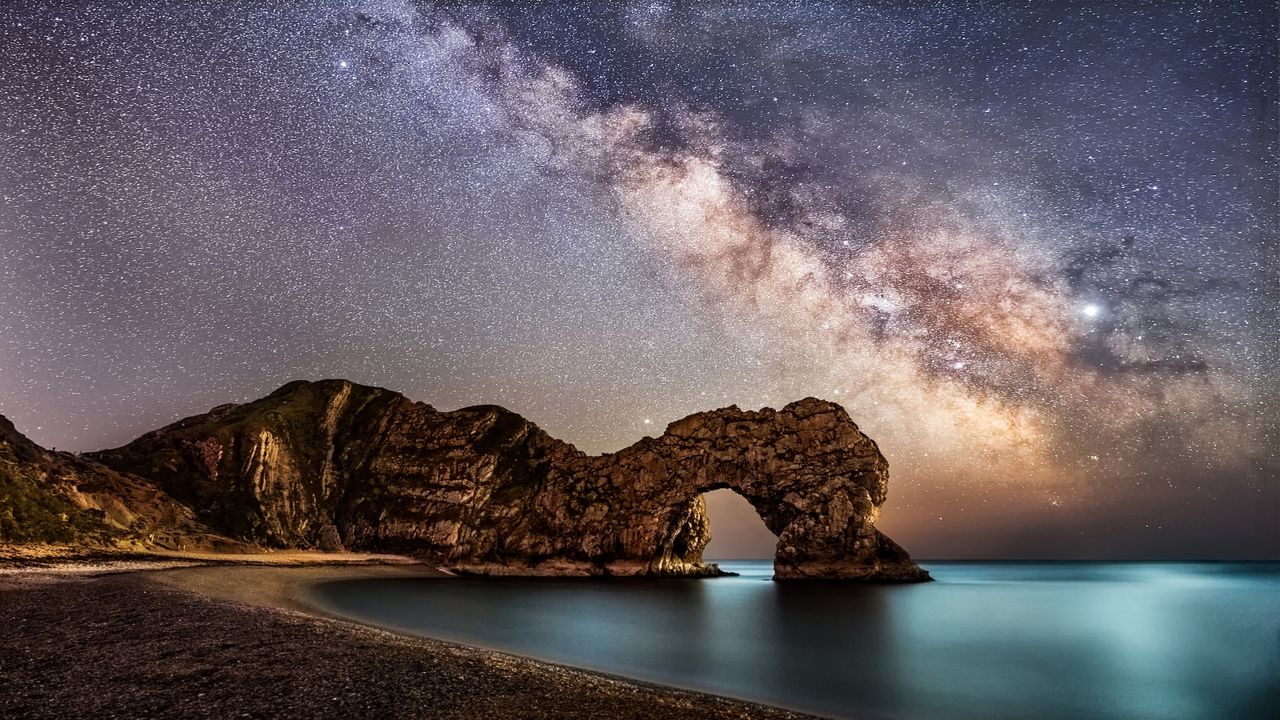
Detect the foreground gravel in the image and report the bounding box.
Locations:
[0,572,819,719]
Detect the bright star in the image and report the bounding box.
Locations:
[1082,304,1101,318]
[338,60,350,69]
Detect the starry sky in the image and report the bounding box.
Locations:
[1,1,1276,559]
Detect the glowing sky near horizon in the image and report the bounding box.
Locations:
[0,1,1276,558]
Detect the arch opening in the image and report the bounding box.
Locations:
[700,488,778,561]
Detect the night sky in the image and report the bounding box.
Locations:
[1,1,1276,559]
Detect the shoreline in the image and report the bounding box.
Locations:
[0,555,821,719]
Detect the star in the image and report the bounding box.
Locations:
[0,0,1271,561]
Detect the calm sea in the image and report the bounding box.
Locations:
[308,561,1280,719]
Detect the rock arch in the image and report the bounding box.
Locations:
[560,397,930,581]
[91,380,930,582]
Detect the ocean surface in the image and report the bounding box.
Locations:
[308,561,1280,719]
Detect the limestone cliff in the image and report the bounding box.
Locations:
[89,379,929,581]
[0,415,234,549]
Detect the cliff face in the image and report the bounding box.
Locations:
[89,379,929,581]
[0,415,233,549]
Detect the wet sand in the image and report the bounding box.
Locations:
[0,557,819,719]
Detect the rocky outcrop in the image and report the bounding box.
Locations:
[90,379,928,581]
[0,414,236,550]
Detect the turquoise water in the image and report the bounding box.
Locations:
[308,562,1280,719]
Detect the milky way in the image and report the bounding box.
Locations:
[1,1,1276,557]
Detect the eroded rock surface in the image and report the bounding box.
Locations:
[0,415,236,550]
[89,379,928,581]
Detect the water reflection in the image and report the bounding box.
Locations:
[309,562,1280,720]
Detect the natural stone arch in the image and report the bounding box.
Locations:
[92,379,929,582]
[572,398,929,581]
